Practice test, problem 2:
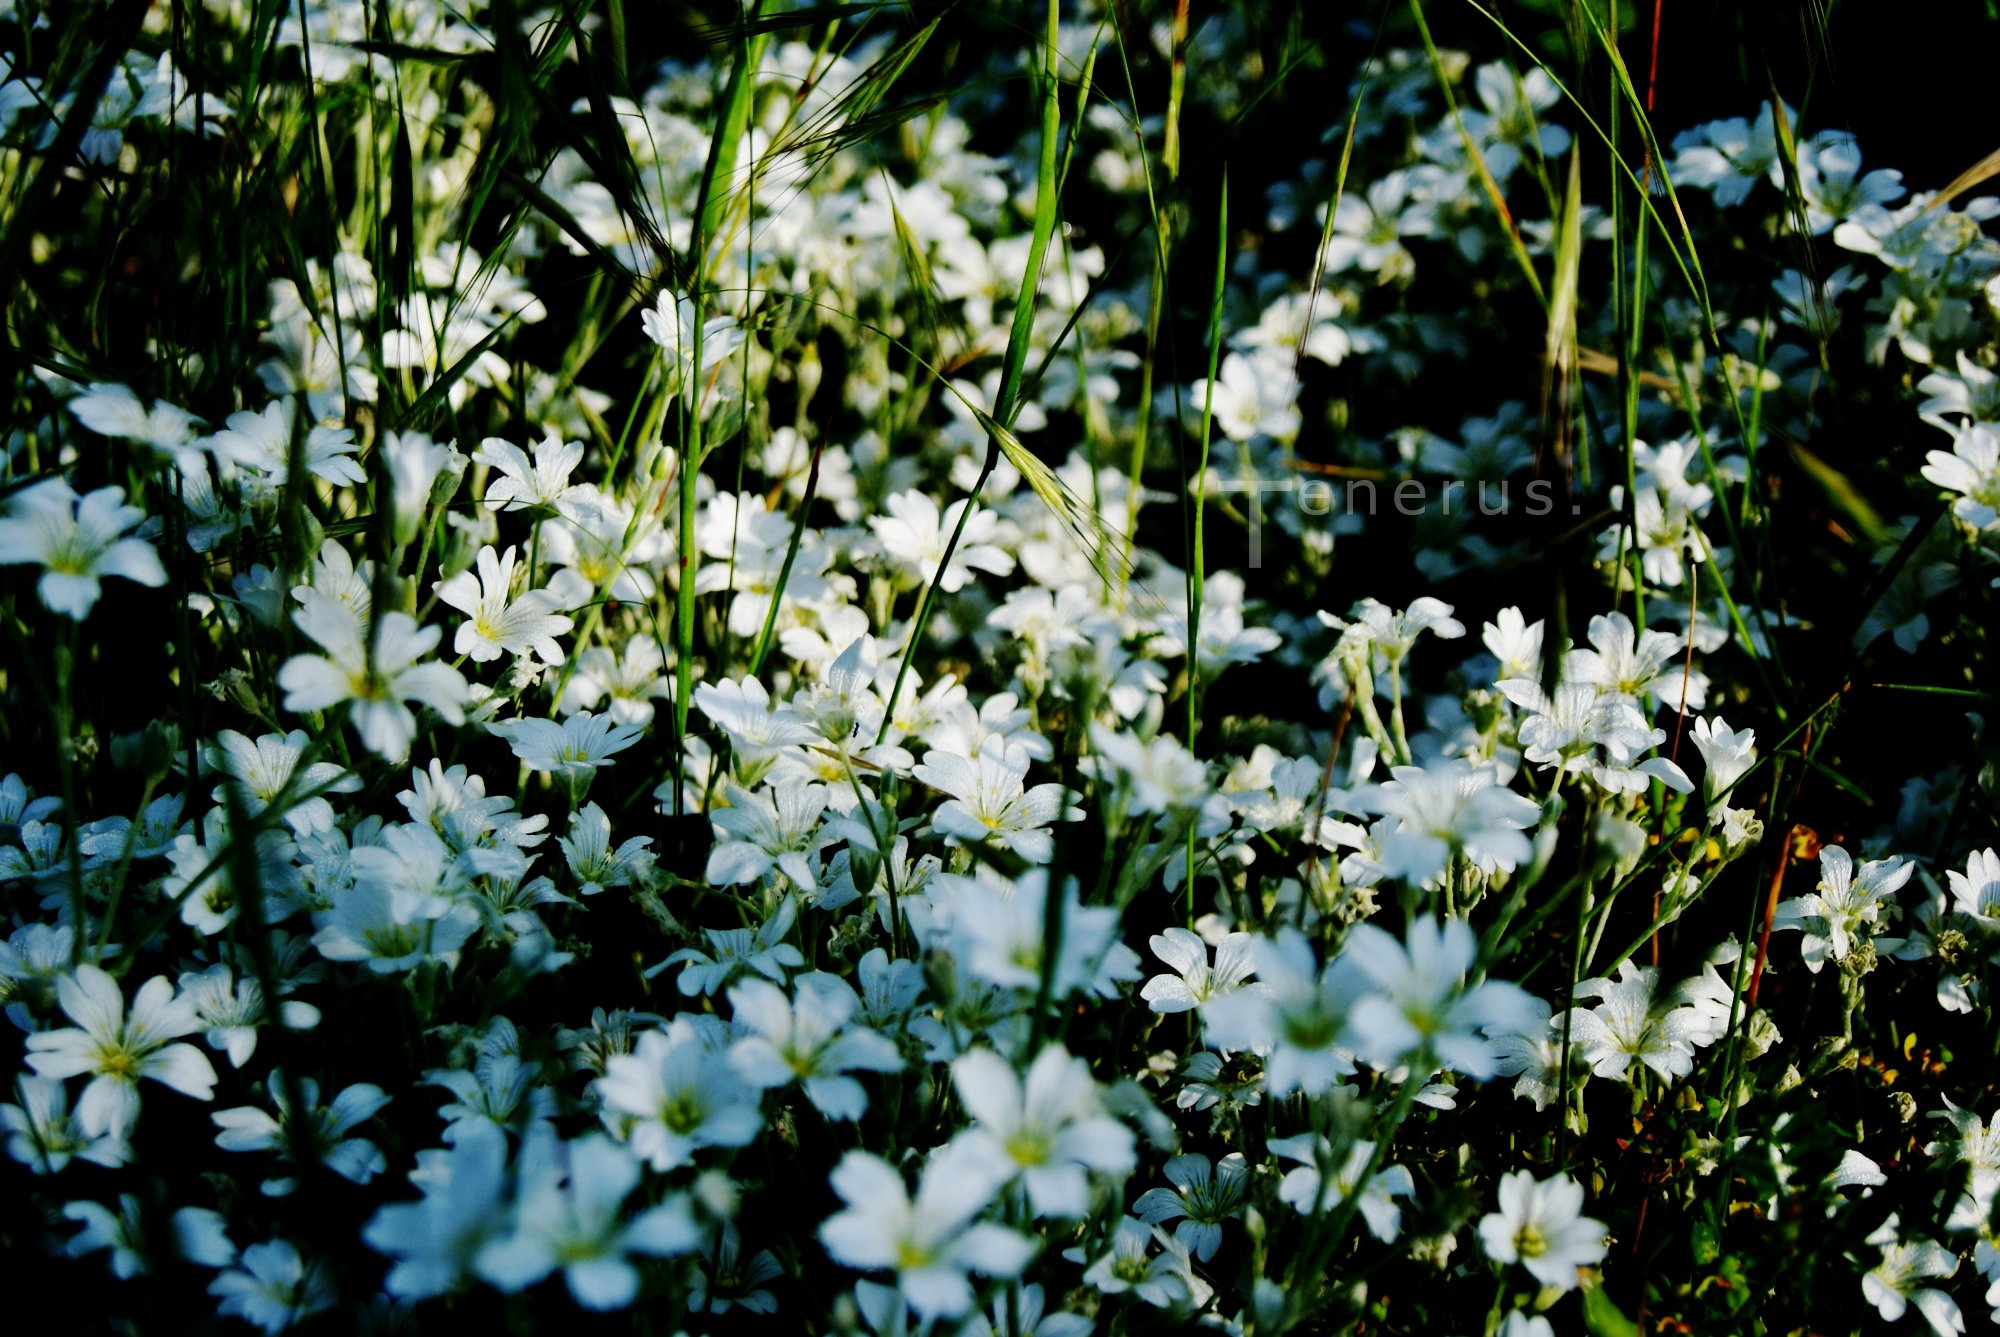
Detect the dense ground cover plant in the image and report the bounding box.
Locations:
[2,0,1998,1331]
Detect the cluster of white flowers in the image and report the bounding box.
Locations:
[2,1,1999,1333]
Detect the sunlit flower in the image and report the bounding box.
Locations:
[1201,928,1357,1096]
[1341,916,1538,1077]
[207,401,365,489]
[489,710,644,780]
[915,740,1074,863]
[476,435,583,512]
[1351,759,1541,887]
[1140,927,1263,1014]
[1477,1171,1607,1292]
[208,729,358,835]
[435,545,574,664]
[870,491,1015,592]
[1862,1216,1963,1336]
[1772,844,1914,971]
[706,781,832,892]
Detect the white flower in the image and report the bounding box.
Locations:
[1,1074,130,1172]
[350,822,470,920]
[380,430,465,543]
[1489,1002,1566,1111]
[1563,961,1708,1083]
[1671,105,1784,208]
[1193,349,1301,443]
[278,592,471,762]
[595,1017,763,1171]
[1927,1097,2000,1214]
[0,478,167,619]
[69,381,201,456]
[1455,61,1569,182]
[1079,1216,1212,1310]
[475,435,583,512]
[1499,680,1665,782]
[1863,1216,1964,1336]
[489,710,643,780]
[559,638,675,727]
[1772,844,1914,971]
[1477,1171,1607,1292]
[1483,607,1545,680]
[427,1021,556,1143]
[1140,927,1263,1014]
[65,1194,154,1278]
[559,803,654,896]
[161,805,303,936]
[941,870,1141,1001]
[1320,170,1432,280]
[1351,759,1541,888]
[690,1225,783,1316]
[1341,916,1539,1077]
[915,740,1074,863]
[1947,848,2000,929]
[1132,1152,1250,1260]
[727,973,904,1121]
[1795,133,1905,235]
[24,964,217,1141]
[819,1141,1033,1321]
[1690,715,1757,811]
[1088,725,1207,815]
[311,880,481,974]
[294,538,374,618]
[1228,753,1348,842]
[211,1074,389,1195]
[1323,596,1466,665]
[1270,1136,1415,1241]
[949,1044,1136,1218]
[435,545,574,664]
[0,921,80,1020]
[179,963,319,1070]
[474,1132,699,1309]
[694,675,820,761]
[642,290,746,395]
[207,401,365,488]
[363,1121,510,1300]
[1174,1050,1262,1113]
[1917,351,2000,428]
[988,584,1101,661]
[1564,611,1697,707]
[208,729,358,835]
[655,897,806,996]
[536,485,663,604]
[208,1239,336,1333]
[0,771,61,827]
[1201,928,1356,1096]
[870,491,1015,592]
[706,781,832,892]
